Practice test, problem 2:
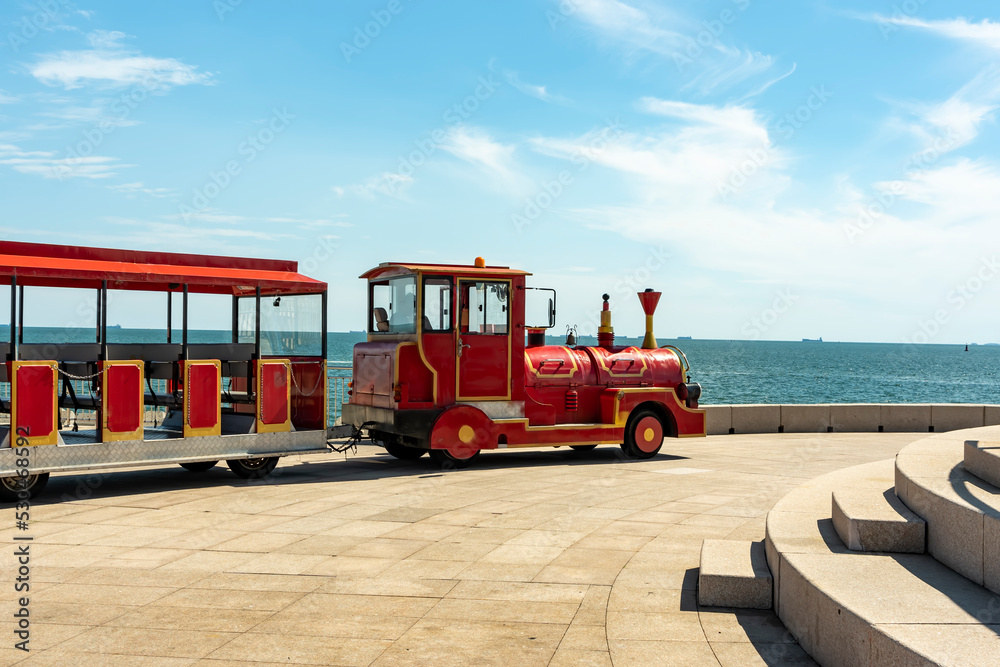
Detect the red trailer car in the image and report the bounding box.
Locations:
[0,242,334,500]
[342,258,706,467]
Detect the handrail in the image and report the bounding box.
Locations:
[659,345,691,375]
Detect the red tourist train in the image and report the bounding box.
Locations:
[1,243,705,501]
[342,258,705,467]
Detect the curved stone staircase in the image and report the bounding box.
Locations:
[698,426,1000,666]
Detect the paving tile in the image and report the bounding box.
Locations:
[63,626,238,659]
[373,618,563,667]
[426,597,579,624]
[446,580,588,604]
[559,623,609,651]
[105,605,272,633]
[32,582,175,607]
[341,537,434,560]
[154,549,259,572]
[609,639,720,666]
[188,572,325,593]
[606,611,706,642]
[207,532,306,553]
[149,587,305,612]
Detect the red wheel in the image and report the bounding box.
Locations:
[622,409,664,459]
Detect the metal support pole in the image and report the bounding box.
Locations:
[17,285,24,345]
[232,295,239,344]
[182,285,189,360]
[10,277,17,361]
[167,291,172,344]
[254,286,261,360]
[95,287,102,343]
[321,289,328,360]
[100,280,108,361]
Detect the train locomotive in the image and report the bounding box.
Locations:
[342,258,706,467]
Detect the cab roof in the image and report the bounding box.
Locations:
[0,241,326,295]
[360,261,531,280]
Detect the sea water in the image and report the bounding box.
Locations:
[4,329,998,418]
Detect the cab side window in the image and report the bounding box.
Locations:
[422,277,452,332]
[460,281,508,335]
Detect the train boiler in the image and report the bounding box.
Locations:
[342,259,706,467]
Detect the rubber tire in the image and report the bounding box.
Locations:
[226,457,279,479]
[429,448,480,470]
[0,473,50,502]
[384,441,428,460]
[570,445,599,452]
[180,461,218,472]
[621,409,665,459]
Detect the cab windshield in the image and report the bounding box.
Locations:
[370,276,417,334]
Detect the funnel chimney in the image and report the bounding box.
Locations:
[637,288,661,350]
[597,294,614,349]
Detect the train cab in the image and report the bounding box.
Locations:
[343,258,706,468]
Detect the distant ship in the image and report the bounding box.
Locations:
[802,337,823,342]
[108,324,121,329]
[677,336,692,340]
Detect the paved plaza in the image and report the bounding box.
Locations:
[1,432,919,666]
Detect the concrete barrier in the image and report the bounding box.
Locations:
[730,404,780,434]
[780,405,831,433]
[931,405,985,432]
[699,404,1000,435]
[702,405,732,435]
[880,404,932,432]
[830,404,881,432]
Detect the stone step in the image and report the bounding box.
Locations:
[697,539,772,609]
[831,486,925,553]
[766,459,1000,666]
[965,439,1000,488]
[895,428,1000,594]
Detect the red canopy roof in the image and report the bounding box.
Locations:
[0,241,326,295]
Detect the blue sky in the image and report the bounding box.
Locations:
[1,0,999,343]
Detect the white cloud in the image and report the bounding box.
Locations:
[0,143,127,179]
[86,29,127,49]
[563,0,780,95]
[568,0,689,59]
[440,126,525,189]
[265,216,353,229]
[895,68,1000,151]
[0,90,19,104]
[106,217,298,243]
[503,70,572,105]
[107,181,173,198]
[30,32,214,90]
[876,16,1000,50]
[334,172,413,199]
[638,98,769,144]
[878,159,1000,225]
